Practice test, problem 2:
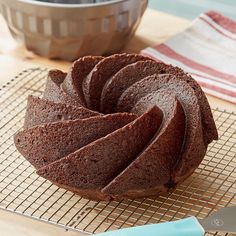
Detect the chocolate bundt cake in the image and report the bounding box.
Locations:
[14,53,218,201]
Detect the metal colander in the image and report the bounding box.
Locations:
[0,68,235,235]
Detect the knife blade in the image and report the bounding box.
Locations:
[198,206,236,234]
[93,206,236,236]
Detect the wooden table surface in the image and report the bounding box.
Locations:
[0,8,235,236]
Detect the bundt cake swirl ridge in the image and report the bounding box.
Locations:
[14,53,218,201]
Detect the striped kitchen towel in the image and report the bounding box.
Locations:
[141,11,236,104]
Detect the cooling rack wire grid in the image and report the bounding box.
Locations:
[0,68,235,235]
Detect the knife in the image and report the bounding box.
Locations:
[94,206,236,236]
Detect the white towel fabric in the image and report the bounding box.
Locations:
[141,11,236,104]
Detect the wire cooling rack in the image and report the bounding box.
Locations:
[0,68,235,235]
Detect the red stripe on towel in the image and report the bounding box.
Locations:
[206,11,236,34]
[199,16,236,41]
[153,44,236,84]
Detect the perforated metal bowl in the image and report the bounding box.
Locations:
[0,0,148,60]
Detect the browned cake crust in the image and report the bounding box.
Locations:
[62,56,104,105]
[83,53,152,110]
[24,95,101,129]
[37,107,162,201]
[43,69,82,107]
[15,113,137,170]
[14,53,218,201]
[103,90,185,199]
[117,74,207,183]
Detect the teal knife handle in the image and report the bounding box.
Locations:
[94,216,205,236]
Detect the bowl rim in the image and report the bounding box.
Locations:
[16,0,127,8]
